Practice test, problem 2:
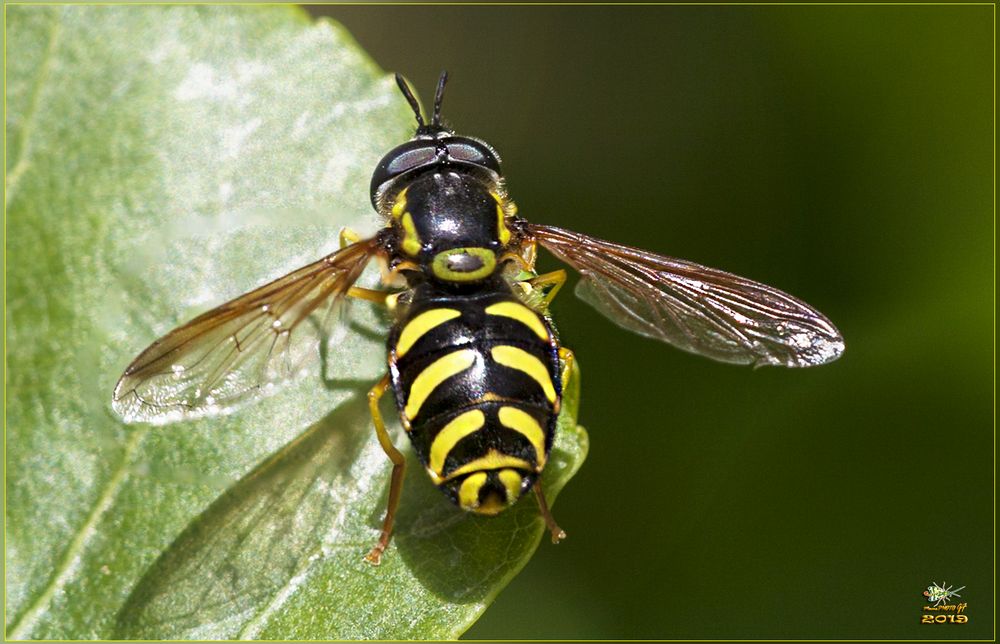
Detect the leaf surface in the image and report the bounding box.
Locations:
[4,6,587,639]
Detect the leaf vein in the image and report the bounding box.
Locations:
[5,7,61,208]
[6,428,147,640]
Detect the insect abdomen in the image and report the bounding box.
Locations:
[388,288,561,514]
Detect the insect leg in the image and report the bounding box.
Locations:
[533,345,575,533]
[376,259,420,290]
[558,346,575,388]
[530,269,568,306]
[339,227,363,248]
[365,374,406,565]
[553,346,576,415]
[523,240,538,269]
[347,287,391,305]
[533,485,566,544]
[341,227,396,304]
[500,240,538,272]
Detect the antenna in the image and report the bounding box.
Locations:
[394,73,425,129]
[431,70,448,127]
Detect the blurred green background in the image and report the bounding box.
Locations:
[309,5,993,640]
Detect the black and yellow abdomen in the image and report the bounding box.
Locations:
[388,284,561,515]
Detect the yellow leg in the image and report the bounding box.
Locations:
[534,485,566,544]
[533,344,573,542]
[342,228,397,305]
[339,227,362,249]
[347,286,390,305]
[530,269,567,306]
[522,240,537,269]
[379,259,421,289]
[500,251,532,273]
[555,346,575,415]
[501,242,539,274]
[365,374,406,565]
[558,346,575,383]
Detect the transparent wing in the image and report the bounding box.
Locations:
[526,223,844,368]
[112,239,378,424]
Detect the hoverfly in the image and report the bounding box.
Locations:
[113,72,844,564]
[924,582,965,607]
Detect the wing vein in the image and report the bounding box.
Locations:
[112,239,378,423]
[526,223,844,368]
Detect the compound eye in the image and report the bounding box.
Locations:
[446,139,501,174]
[370,141,439,206]
[385,145,437,176]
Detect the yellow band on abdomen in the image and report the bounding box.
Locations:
[485,301,549,341]
[458,471,488,510]
[396,308,461,358]
[490,345,557,403]
[434,449,534,483]
[429,409,486,476]
[498,468,524,500]
[404,349,477,421]
[498,406,548,468]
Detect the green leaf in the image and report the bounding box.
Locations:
[5,6,588,640]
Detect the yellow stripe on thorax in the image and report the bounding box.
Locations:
[400,212,422,256]
[429,409,486,476]
[390,187,408,219]
[484,301,549,341]
[491,191,512,246]
[496,205,511,246]
[396,308,461,358]
[490,345,557,403]
[404,349,477,420]
[498,406,548,468]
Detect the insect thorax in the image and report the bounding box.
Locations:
[388,170,513,284]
